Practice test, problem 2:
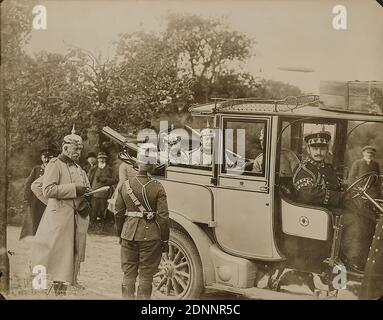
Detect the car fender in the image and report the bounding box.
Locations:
[169,211,216,286]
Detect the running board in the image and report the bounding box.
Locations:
[205,284,314,300]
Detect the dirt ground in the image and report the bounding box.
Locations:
[6,225,359,300]
[6,226,244,300]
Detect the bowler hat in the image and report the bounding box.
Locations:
[86,152,97,159]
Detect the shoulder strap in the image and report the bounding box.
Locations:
[134,177,155,212]
[124,179,146,213]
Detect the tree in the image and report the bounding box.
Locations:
[253,79,302,99]
[9,51,91,151]
[164,14,254,102]
[1,0,34,296]
[115,31,194,131]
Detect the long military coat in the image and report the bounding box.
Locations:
[31,154,90,284]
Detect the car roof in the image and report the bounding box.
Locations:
[189,99,383,122]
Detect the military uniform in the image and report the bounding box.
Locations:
[115,173,169,299]
[20,149,55,239]
[20,164,46,239]
[293,131,373,271]
[293,157,343,207]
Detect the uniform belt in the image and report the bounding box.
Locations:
[125,211,157,220]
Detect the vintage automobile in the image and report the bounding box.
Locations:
[103,93,383,299]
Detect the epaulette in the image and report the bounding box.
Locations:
[49,157,58,163]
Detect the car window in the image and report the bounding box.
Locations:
[222,118,268,177]
[162,116,214,170]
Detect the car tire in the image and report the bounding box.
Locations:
[152,228,204,299]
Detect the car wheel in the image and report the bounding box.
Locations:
[153,229,204,299]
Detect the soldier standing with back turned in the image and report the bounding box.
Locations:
[115,143,169,299]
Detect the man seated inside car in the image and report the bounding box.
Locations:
[190,127,214,167]
[189,125,245,170]
[160,132,190,165]
[253,128,299,177]
[292,130,374,274]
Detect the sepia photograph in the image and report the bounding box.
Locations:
[0,0,383,304]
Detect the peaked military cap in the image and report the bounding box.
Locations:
[40,148,55,157]
[304,130,331,146]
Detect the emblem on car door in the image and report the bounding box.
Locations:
[299,216,309,227]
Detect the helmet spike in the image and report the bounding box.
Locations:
[71,124,76,134]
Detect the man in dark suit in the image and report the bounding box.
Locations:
[88,152,117,226]
[115,143,169,299]
[83,151,97,174]
[19,149,54,240]
[349,145,381,199]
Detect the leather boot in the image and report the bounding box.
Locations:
[53,282,67,296]
[137,279,153,300]
[122,282,136,299]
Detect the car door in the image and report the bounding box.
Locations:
[212,115,283,260]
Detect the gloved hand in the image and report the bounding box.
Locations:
[75,185,87,197]
[161,241,169,253]
[84,189,93,202]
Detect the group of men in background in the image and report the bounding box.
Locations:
[20,127,169,299]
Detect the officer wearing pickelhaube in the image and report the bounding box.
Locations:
[293,130,371,273]
[115,143,170,299]
[190,126,214,166]
[31,125,91,295]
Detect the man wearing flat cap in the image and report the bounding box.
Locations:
[20,149,55,240]
[88,152,118,227]
[115,143,169,299]
[293,130,370,273]
[31,126,91,295]
[349,146,381,200]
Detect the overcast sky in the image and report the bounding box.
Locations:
[25,0,383,93]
